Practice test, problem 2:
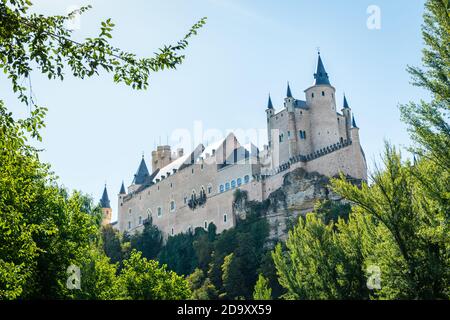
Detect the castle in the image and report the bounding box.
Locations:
[100,53,367,236]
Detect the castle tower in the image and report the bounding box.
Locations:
[350,113,360,142]
[100,184,112,226]
[152,145,172,172]
[304,53,340,151]
[265,94,274,148]
[284,82,298,157]
[117,181,126,225]
[342,94,352,141]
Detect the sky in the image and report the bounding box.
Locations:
[1,0,428,220]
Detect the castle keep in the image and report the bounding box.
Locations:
[101,54,367,235]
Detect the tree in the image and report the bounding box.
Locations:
[73,247,125,300]
[401,0,449,170]
[0,1,206,109]
[253,274,272,300]
[129,218,163,260]
[101,225,124,264]
[119,250,191,300]
[158,232,198,276]
[272,213,370,300]
[332,145,449,299]
[0,1,206,300]
[187,268,218,300]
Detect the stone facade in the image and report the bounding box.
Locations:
[110,53,368,238]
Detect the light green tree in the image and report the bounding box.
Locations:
[253,274,272,300]
[119,250,192,300]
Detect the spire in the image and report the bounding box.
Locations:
[343,94,350,109]
[133,156,150,185]
[314,52,331,86]
[286,82,293,98]
[119,181,126,194]
[352,114,358,128]
[267,94,274,109]
[100,184,111,208]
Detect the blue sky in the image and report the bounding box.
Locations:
[1,0,428,219]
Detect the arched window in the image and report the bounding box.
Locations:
[171,227,174,236]
[231,180,236,189]
[225,182,230,191]
[219,184,224,193]
[138,216,142,225]
[223,214,228,223]
[244,175,250,184]
[157,207,162,218]
[170,200,176,212]
[204,221,208,230]
[237,178,242,186]
[128,221,131,230]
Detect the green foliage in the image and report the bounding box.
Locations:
[129,218,163,261]
[187,268,218,300]
[313,200,352,225]
[101,225,123,264]
[158,231,198,276]
[400,0,450,170]
[0,0,206,106]
[119,250,192,300]
[0,0,206,301]
[272,213,369,300]
[73,247,125,300]
[331,145,450,299]
[253,274,272,300]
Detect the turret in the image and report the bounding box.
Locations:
[350,113,360,143]
[284,82,295,112]
[284,82,298,157]
[265,94,275,148]
[100,184,112,226]
[341,94,352,141]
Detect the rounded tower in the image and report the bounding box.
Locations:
[304,53,340,151]
[100,184,112,226]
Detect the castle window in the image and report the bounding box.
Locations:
[288,131,291,138]
[201,164,204,170]
[312,93,314,98]
[219,184,225,193]
[128,208,132,214]
[237,178,242,186]
[184,196,187,204]
[299,131,303,139]
[204,221,208,230]
[128,221,131,230]
[340,137,344,144]
[192,168,194,174]
[138,216,142,225]
[171,227,174,236]
[322,91,325,96]
[231,180,236,189]
[170,183,173,188]
[225,182,230,191]
[170,200,176,212]
[157,207,162,218]
[244,175,250,184]
[224,214,228,223]
[208,185,212,194]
